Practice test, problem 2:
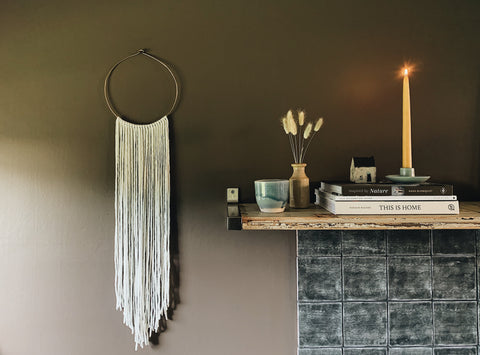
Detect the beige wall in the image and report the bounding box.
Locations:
[0,1,479,354]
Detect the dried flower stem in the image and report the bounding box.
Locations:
[280,111,324,164]
[289,134,297,162]
[300,121,322,162]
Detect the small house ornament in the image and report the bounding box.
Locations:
[350,156,376,183]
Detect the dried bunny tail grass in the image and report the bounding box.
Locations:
[314,117,324,132]
[288,115,297,135]
[281,109,325,164]
[298,110,305,126]
[286,110,297,135]
[301,117,325,163]
[287,109,294,122]
[281,117,289,134]
[303,122,312,139]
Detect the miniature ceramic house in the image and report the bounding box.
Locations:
[350,156,376,183]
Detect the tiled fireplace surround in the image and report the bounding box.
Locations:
[297,229,480,355]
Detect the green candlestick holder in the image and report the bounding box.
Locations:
[386,167,430,184]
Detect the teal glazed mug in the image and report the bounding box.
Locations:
[254,179,289,213]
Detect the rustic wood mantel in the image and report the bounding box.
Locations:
[227,202,480,230]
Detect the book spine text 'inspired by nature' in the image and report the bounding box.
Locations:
[320,182,453,196]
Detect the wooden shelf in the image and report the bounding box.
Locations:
[227,202,480,231]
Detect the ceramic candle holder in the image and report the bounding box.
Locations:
[254,179,289,213]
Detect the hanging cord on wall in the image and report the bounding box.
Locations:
[104,49,180,121]
[105,49,179,349]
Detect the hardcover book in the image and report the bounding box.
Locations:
[320,181,453,196]
[315,189,457,202]
[319,195,459,215]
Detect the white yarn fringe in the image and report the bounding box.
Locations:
[114,116,170,350]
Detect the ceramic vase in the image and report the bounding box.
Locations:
[289,163,310,208]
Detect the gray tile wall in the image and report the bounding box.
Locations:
[297,230,480,355]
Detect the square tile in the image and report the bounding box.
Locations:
[298,349,342,355]
[433,230,475,255]
[344,257,386,300]
[389,302,433,345]
[343,302,387,346]
[388,256,432,300]
[387,230,431,255]
[298,230,341,256]
[298,303,342,347]
[298,257,341,301]
[343,230,386,255]
[343,349,386,354]
[390,349,432,355]
[434,348,476,355]
[433,257,476,299]
[434,302,477,345]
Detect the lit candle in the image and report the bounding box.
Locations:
[402,68,412,168]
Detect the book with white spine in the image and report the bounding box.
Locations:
[318,194,459,215]
[315,189,457,202]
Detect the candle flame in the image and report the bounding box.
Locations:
[398,63,416,78]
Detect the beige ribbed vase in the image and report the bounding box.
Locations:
[289,163,310,208]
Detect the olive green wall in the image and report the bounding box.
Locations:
[0,1,479,354]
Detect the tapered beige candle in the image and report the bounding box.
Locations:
[402,68,412,168]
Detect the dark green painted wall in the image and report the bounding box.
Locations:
[0,1,479,354]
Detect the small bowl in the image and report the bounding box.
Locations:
[254,179,289,213]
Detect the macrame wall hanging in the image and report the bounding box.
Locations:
[104,49,179,350]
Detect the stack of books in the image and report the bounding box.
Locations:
[315,181,458,215]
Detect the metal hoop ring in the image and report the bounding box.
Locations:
[104,49,179,120]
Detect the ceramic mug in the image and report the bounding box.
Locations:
[254,179,289,213]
